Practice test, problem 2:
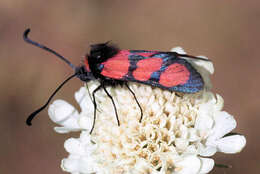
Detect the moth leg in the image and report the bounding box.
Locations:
[85,83,101,113]
[125,83,143,123]
[90,84,102,134]
[102,85,120,126]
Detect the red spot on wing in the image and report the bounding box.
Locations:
[159,63,190,87]
[101,50,130,79]
[133,58,163,81]
[84,59,90,72]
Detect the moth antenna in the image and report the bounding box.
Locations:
[23,28,76,70]
[26,73,77,126]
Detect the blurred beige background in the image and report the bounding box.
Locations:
[0,1,259,174]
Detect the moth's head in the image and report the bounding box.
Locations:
[89,42,119,62]
[75,66,95,82]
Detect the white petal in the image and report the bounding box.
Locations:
[61,157,79,173]
[193,56,214,74]
[214,94,224,111]
[208,111,236,141]
[171,47,186,54]
[64,138,85,155]
[78,115,93,130]
[175,138,189,151]
[49,100,77,123]
[54,127,78,134]
[198,103,212,117]
[61,154,99,174]
[198,144,217,157]
[79,131,92,144]
[175,155,201,174]
[216,135,246,154]
[179,125,188,139]
[77,157,98,173]
[195,115,213,131]
[185,145,197,154]
[198,157,214,174]
[200,91,215,104]
[48,100,80,132]
[74,86,94,114]
[62,156,97,174]
[188,128,200,142]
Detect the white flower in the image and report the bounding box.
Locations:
[49,47,246,174]
[48,100,81,133]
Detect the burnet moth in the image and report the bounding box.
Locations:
[24,28,209,134]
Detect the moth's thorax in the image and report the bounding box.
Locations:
[75,65,95,82]
[89,43,119,63]
[85,43,120,79]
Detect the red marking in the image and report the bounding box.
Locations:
[133,58,163,81]
[84,59,90,72]
[159,63,190,87]
[135,51,158,57]
[101,50,130,79]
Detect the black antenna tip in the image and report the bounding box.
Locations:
[26,110,38,126]
[23,28,31,39]
[26,115,33,126]
[26,122,32,126]
[25,74,77,127]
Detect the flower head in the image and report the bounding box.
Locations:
[48,47,246,174]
